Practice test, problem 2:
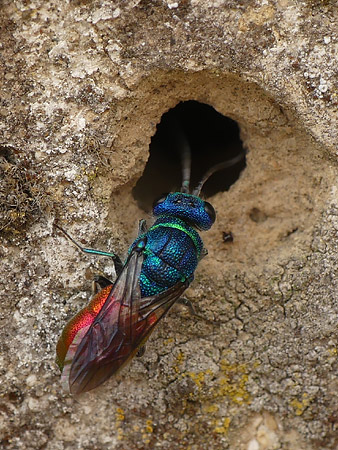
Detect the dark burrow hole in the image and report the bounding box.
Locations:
[0,145,17,164]
[133,100,246,211]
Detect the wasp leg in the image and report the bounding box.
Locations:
[199,247,208,261]
[176,297,220,325]
[55,223,123,276]
[93,275,113,289]
[81,248,123,277]
[90,275,114,296]
[136,346,146,358]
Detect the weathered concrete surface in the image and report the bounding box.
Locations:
[0,1,337,449]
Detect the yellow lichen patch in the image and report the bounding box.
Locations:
[164,337,174,345]
[145,419,154,433]
[202,403,219,414]
[176,351,185,365]
[183,369,214,389]
[253,360,261,369]
[117,428,124,441]
[213,417,231,434]
[141,418,154,444]
[115,407,125,435]
[213,360,251,405]
[115,407,125,423]
[173,350,185,373]
[290,393,311,416]
[80,166,99,182]
[142,437,151,445]
[327,347,337,357]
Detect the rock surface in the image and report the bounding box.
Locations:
[0,1,337,449]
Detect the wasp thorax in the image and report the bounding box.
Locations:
[152,192,216,231]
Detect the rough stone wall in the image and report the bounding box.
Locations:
[0,1,337,449]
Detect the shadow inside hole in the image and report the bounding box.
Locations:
[133,100,246,211]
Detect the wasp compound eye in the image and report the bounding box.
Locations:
[153,193,169,209]
[204,201,216,224]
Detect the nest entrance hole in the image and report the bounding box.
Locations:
[133,100,246,211]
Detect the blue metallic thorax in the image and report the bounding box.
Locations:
[128,192,214,298]
[136,216,203,297]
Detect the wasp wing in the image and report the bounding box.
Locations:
[66,247,188,395]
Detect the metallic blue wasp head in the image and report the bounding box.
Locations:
[153,192,216,231]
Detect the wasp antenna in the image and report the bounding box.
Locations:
[168,117,191,194]
[54,223,84,252]
[180,137,191,194]
[192,151,246,196]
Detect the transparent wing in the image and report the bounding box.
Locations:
[66,247,188,395]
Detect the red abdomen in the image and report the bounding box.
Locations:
[56,285,113,370]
